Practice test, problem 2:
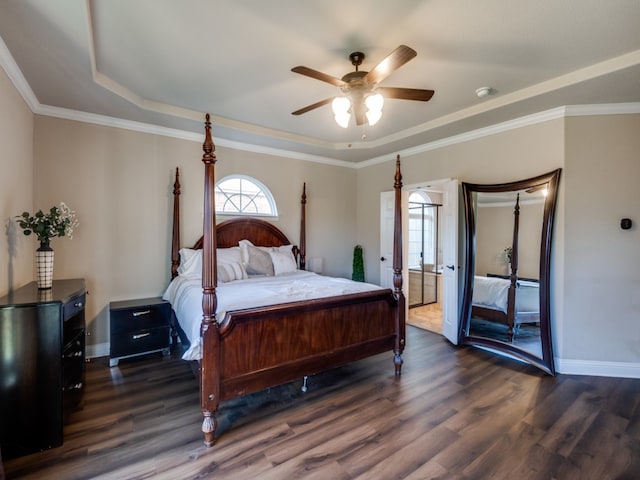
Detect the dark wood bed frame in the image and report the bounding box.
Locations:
[170,114,405,447]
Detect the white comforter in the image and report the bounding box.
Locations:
[473,275,510,312]
[472,275,539,314]
[163,270,384,361]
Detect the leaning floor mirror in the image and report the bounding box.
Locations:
[459,169,561,375]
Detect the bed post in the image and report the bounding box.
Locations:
[200,114,221,447]
[506,193,520,341]
[299,183,307,270]
[392,155,406,376]
[171,167,181,279]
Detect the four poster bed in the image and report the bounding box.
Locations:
[164,114,406,447]
[471,193,540,342]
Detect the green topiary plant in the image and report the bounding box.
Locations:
[352,245,365,282]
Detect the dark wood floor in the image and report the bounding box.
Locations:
[3,326,639,479]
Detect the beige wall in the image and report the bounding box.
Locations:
[0,67,34,295]
[356,119,566,360]
[476,202,544,279]
[564,114,640,364]
[31,116,356,349]
[356,119,565,286]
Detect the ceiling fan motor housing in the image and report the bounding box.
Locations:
[340,70,370,95]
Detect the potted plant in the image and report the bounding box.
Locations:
[352,245,365,282]
[16,202,79,289]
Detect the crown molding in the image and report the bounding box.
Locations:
[2,32,639,170]
[356,107,570,169]
[565,102,640,116]
[0,34,39,111]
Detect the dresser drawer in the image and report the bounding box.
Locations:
[63,293,86,321]
[110,326,170,358]
[110,299,170,335]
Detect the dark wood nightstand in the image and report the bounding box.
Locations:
[109,297,171,367]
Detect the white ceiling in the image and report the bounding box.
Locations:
[1,0,640,164]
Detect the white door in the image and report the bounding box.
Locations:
[379,191,396,289]
[441,179,460,345]
[380,190,409,290]
[381,183,458,344]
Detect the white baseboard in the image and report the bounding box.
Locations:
[556,358,640,379]
[86,341,639,379]
[86,342,109,359]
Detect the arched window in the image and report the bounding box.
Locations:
[215,175,278,216]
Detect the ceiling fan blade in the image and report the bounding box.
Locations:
[364,45,417,85]
[291,66,346,87]
[291,97,334,116]
[377,87,434,101]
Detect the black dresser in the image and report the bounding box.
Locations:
[0,279,86,459]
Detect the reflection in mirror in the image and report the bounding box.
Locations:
[460,169,561,375]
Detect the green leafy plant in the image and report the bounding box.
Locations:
[504,246,513,262]
[352,245,365,282]
[16,202,79,249]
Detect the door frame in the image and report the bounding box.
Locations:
[402,178,460,344]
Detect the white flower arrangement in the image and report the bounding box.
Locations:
[17,202,79,248]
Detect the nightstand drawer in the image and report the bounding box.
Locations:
[110,326,170,358]
[110,299,170,334]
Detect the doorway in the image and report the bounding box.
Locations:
[407,189,443,334]
[379,178,459,343]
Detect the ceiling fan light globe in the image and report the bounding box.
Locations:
[365,93,384,126]
[365,92,384,111]
[334,112,350,128]
[332,96,351,115]
[366,110,382,126]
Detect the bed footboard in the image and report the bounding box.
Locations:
[199,289,403,445]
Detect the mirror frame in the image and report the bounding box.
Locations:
[459,169,561,375]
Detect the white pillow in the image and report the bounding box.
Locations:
[218,261,247,283]
[238,239,254,264]
[177,248,202,277]
[179,247,247,280]
[217,246,242,264]
[245,244,275,276]
[238,239,271,276]
[216,247,246,281]
[238,240,298,276]
[269,248,297,275]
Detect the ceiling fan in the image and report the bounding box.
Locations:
[291,45,434,127]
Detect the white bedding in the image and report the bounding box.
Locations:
[472,275,539,317]
[163,270,384,361]
[473,275,510,312]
